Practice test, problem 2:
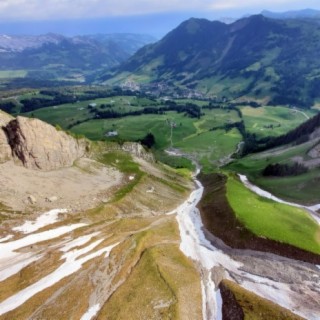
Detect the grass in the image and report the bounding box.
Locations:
[98,151,143,202]
[154,151,195,171]
[20,94,248,172]
[226,174,320,254]
[149,174,189,193]
[176,128,242,172]
[101,247,178,320]
[221,280,304,320]
[240,105,317,138]
[72,110,242,173]
[99,219,202,320]
[226,140,320,204]
[71,112,196,146]
[22,95,151,129]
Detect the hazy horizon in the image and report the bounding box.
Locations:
[0,1,320,38]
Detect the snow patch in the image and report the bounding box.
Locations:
[13,209,68,234]
[0,235,13,243]
[0,240,119,316]
[60,232,100,252]
[80,304,101,320]
[0,223,86,282]
[175,173,319,319]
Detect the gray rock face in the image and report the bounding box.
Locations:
[0,111,13,164]
[104,142,155,162]
[121,142,155,162]
[308,142,320,159]
[0,112,87,171]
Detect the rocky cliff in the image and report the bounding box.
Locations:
[104,141,155,162]
[0,113,87,170]
[0,110,14,163]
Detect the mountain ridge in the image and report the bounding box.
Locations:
[261,8,320,19]
[104,15,320,107]
[0,33,156,85]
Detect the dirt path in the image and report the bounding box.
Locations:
[294,109,310,120]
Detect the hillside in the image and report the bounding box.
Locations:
[227,111,320,203]
[0,109,319,319]
[0,33,155,87]
[105,15,320,107]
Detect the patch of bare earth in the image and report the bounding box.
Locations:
[0,158,123,214]
[0,156,202,320]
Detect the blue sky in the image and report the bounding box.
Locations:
[0,0,320,37]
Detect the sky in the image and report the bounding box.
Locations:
[0,0,320,37]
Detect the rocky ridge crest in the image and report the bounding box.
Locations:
[0,110,14,164]
[0,112,87,170]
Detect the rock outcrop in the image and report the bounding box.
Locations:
[308,142,320,159]
[102,141,155,162]
[0,113,87,170]
[0,110,13,164]
[121,142,155,162]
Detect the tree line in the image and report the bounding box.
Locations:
[241,111,320,155]
[262,162,308,177]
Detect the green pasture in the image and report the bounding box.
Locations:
[199,109,241,131]
[226,175,320,254]
[240,105,317,138]
[227,140,320,204]
[24,103,93,128]
[71,112,196,148]
[70,106,242,171]
[22,95,154,128]
[176,128,242,171]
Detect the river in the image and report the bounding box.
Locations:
[167,149,320,320]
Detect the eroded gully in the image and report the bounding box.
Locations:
[166,149,320,320]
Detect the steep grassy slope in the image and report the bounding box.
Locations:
[226,175,320,254]
[198,173,320,263]
[220,280,304,320]
[227,111,320,203]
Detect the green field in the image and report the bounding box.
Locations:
[70,107,242,171]
[71,112,196,147]
[197,109,241,131]
[23,96,156,128]
[241,106,317,138]
[226,175,320,254]
[18,92,319,176]
[176,128,242,171]
[227,140,320,204]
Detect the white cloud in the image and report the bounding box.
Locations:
[0,0,319,20]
